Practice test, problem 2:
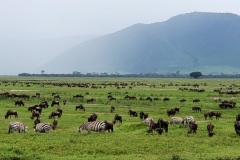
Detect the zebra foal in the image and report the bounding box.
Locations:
[78,121,106,134]
[8,121,28,134]
[34,123,52,133]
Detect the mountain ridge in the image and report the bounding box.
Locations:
[41,12,240,74]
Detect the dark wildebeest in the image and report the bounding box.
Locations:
[188,121,198,134]
[52,119,58,130]
[75,104,85,111]
[180,99,186,103]
[139,111,146,119]
[39,101,49,108]
[51,100,60,107]
[34,118,41,129]
[207,123,215,137]
[49,111,61,119]
[215,111,221,120]
[28,105,38,112]
[157,118,169,134]
[128,109,138,117]
[193,99,200,103]
[87,98,94,103]
[236,114,240,121]
[30,110,40,120]
[88,113,97,122]
[192,106,201,112]
[110,106,115,113]
[5,110,18,119]
[56,108,63,115]
[15,100,24,106]
[234,121,240,135]
[35,106,42,115]
[105,121,114,132]
[113,114,122,124]
[167,109,176,117]
[163,97,170,102]
[63,100,67,105]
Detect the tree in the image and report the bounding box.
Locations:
[189,71,202,79]
[41,70,45,75]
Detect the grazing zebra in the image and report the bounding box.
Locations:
[34,123,52,133]
[182,116,194,127]
[170,117,183,126]
[8,122,28,134]
[78,121,106,134]
[143,117,154,126]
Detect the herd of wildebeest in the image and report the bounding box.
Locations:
[1,79,240,136]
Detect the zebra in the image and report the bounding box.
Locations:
[170,117,183,126]
[78,121,106,134]
[8,121,28,134]
[182,116,195,127]
[34,123,52,133]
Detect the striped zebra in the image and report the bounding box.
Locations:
[8,121,28,134]
[182,116,195,127]
[34,123,52,133]
[78,121,106,134]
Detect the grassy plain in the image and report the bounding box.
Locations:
[0,77,240,160]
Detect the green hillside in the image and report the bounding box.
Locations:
[42,12,240,74]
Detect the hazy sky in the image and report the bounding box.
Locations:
[1,0,240,39]
[0,0,240,75]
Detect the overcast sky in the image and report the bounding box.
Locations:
[1,0,240,40]
[0,0,240,75]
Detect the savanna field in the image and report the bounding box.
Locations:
[1,76,240,160]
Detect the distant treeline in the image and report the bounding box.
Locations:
[18,72,240,78]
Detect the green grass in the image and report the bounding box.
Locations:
[0,77,240,160]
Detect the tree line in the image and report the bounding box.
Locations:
[17,71,240,78]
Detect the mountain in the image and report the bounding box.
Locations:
[41,12,240,74]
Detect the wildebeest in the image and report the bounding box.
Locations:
[188,121,198,134]
[63,100,67,105]
[28,105,38,112]
[157,119,169,134]
[128,109,138,117]
[193,99,200,103]
[167,109,176,117]
[204,111,221,120]
[52,119,58,130]
[113,114,122,124]
[34,118,41,129]
[30,110,40,120]
[56,108,63,115]
[192,106,201,112]
[215,111,221,120]
[207,123,215,137]
[163,97,170,102]
[234,121,240,135]
[88,113,97,122]
[49,111,61,119]
[105,121,114,132]
[5,110,18,119]
[236,114,240,121]
[180,99,186,103]
[170,117,183,126]
[139,111,145,119]
[87,98,95,103]
[39,101,49,108]
[15,100,24,106]
[110,106,115,113]
[51,100,60,107]
[75,104,85,111]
